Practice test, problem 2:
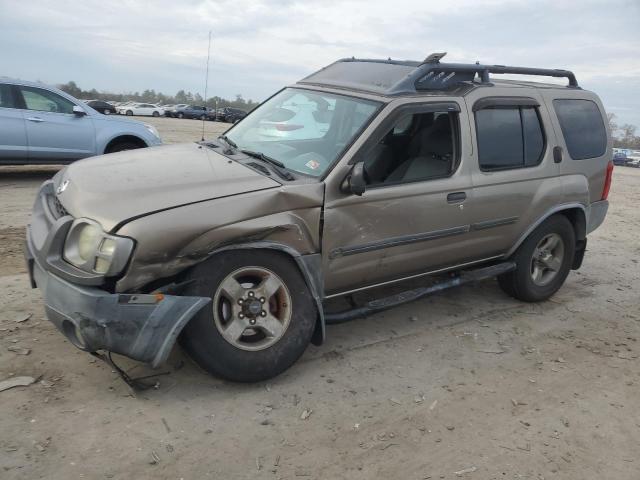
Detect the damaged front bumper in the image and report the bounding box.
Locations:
[27,244,210,368]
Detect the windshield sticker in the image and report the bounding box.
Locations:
[305,159,320,170]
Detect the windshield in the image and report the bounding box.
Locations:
[225,88,380,177]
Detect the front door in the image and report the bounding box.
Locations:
[0,84,28,162]
[16,85,96,162]
[322,100,477,296]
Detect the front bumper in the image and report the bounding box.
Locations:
[28,252,209,368]
[25,183,210,368]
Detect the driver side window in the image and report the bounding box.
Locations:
[19,86,75,114]
[364,110,457,186]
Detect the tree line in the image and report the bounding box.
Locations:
[55,81,640,147]
[57,81,260,111]
[608,113,640,150]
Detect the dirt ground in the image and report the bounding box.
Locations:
[1,117,639,480]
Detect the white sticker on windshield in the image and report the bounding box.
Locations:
[305,160,320,170]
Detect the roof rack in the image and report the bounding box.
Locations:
[299,53,579,95]
[387,52,578,94]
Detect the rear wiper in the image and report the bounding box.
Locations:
[240,149,295,180]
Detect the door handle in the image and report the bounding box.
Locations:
[447,192,467,203]
[26,117,44,123]
[553,146,563,163]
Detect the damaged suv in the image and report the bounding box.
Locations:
[26,53,612,382]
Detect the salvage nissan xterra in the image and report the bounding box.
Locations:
[26,53,612,382]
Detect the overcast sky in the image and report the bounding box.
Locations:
[1,0,639,126]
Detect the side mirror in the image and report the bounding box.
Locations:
[346,162,366,196]
[73,105,86,116]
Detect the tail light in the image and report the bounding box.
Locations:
[601,160,613,200]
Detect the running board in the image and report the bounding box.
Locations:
[324,261,516,324]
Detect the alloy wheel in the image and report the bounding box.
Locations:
[530,233,565,286]
[212,267,292,351]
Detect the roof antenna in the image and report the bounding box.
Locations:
[201,30,212,142]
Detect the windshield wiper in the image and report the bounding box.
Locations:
[218,134,238,151]
[240,149,295,180]
[240,149,284,167]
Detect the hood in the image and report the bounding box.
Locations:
[55,143,280,231]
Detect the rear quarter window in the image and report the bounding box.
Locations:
[553,99,607,160]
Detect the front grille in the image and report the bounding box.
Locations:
[48,194,70,219]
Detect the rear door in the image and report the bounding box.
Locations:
[17,85,96,162]
[0,83,28,162]
[463,89,563,258]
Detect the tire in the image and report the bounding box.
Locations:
[498,215,575,302]
[180,250,317,382]
[106,141,144,153]
[152,111,160,117]
[200,114,206,120]
[126,110,133,116]
[104,109,111,115]
[177,112,184,119]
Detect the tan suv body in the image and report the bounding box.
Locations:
[26,55,612,382]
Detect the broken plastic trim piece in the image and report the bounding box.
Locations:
[324,262,516,324]
[90,351,171,391]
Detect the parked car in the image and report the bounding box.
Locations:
[117,103,164,117]
[25,54,612,383]
[174,105,208,119]
[0,78,162,164]
[164,104,187,117]
[85,100,117,115]
[212,107,248,123]
[613,151,628,166]
[627,156,640,168]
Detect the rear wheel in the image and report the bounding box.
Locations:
[177,112,184,119]
[498,215,575,302]
[152,111,160,117]
[104,109,111,115]
[181,251,316,382]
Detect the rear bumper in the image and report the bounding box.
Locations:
[27,241,209,368]
[586,200,608,234]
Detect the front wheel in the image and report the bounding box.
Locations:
[498,215,575,302]
[106,141,144,153]
[152,111,160,117]
[180,251,317,382]
[177,112,184,119]
[126,110,133,116]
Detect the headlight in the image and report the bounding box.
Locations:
[77,224,102,261]
[63,219,134,276]
[144,123,160,139]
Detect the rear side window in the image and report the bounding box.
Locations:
[0,84,14,108]
[475,106,545,170]
[553,99,606,160]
